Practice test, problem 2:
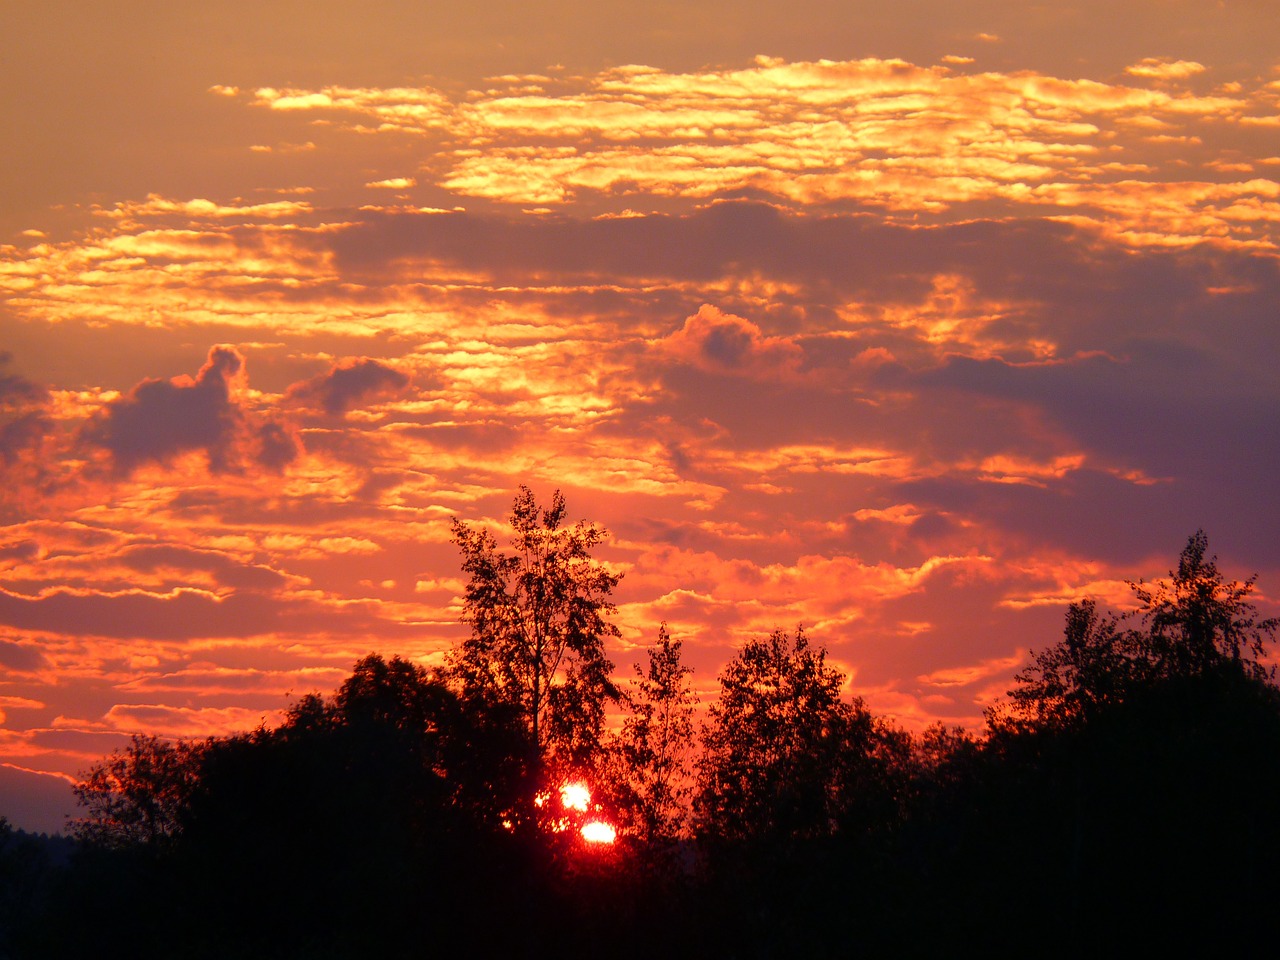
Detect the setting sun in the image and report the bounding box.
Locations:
[560,781,591,812]
[580,821,617,844]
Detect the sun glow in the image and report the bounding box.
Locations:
[537,780,617,845]
[560,781,591,812]
[581,821,617,844]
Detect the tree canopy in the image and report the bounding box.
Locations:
[996,529,1279,734]
[1131,528,1277,681]
[450,486,621,770]
[696,627,905,849]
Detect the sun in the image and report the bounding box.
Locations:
[545,780,617,845]
[580,820,617,844]
[560,781,591,812]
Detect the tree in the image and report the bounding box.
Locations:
[450,486,621,770]
[608,624,698,846]
[994,599,1138,733]
[996,530,1279,733]
[977,532,1280,947]
[70,734,207,850]
[304,652,534,826]
[1130,529,1277,682]
[695,627,901,848]
[116,655,537,956]
[1,817,61,955]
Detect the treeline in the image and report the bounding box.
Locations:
[2,494,1278,957]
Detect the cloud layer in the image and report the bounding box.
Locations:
[2,43,1278,830]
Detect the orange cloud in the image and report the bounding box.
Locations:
[917,652,1026,689]
[212,56,1279,247]
[658,305,803,378]
[3,44,1279,799]
[102,703,282,739]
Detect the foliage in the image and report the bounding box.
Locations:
[220,653,534,833]
[0,818,60,955]
[995,599,1137,732]
[968,531,1280,950]
[607,624,698,845]
[1130,528,1277,681]
[903,721,984,813]
[995,530,1278,734]
[450,486,621,769]
[30,528,1280,956]
[70,735,207,850]
[56,654,540,958]
[695,627,904,849]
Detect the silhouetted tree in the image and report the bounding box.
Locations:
[994,530,1278,735]
[45,531,1280,957]
[1130,528,1277,681]
[0,818,59,955]
[607,624,698,847]
[696,627,902,848]
[70,734,206,850]
[969,531,1280,950]
[903,722,984,816]
[692,628,912,957]
[450,486,621,771]
[50,655,545,959]
[993,599,1138,733]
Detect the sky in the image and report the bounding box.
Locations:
[2,0,1279,833]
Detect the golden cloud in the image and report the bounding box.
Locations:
[1125,58,1207,80]
[210,56,1280,247]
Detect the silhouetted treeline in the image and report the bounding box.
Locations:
[3,527,1279,957]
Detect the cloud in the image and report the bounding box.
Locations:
[2,39,1279,794]
[0,639,49,672]
[918,652,1026,689]
[0,355,52,466]
[109,195,314,220]
[82,346,300,476]
[249,84,452,132]
[113,543,292,593]
[0,581,407,642]
[1125,58,1207,81]
[0,354,46,408]
[103,703,278,739]
[285,357,412,415]
[658,304,803,377]
[0,764,76,835]
[257,420,303,470]
[218,56,1280,247]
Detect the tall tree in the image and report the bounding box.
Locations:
[994,599,1137,733]
[977,532,1280,947]
[450,486,621,770]
[608,624,698,845]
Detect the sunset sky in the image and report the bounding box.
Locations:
[3,0,1279,833]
